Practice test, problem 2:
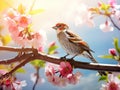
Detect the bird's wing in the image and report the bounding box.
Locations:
[65,30,94,52]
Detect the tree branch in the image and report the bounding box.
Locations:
[0,46,35,52]
[36,53,120,72]
[0,46,120,79]
[0,56,35,80]
[0,53,33,64]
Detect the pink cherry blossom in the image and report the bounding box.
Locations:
[45,63,58,77]
[56,77,67,87]
[11,30,47,48]
[1,79,25,90]
[2,85,14,90]
[45,62,81,86]
[45,63,59,83]
[38,46,44,52]
[98,1,102,7]
[3,80,27,90]
[48,41,58,54]
[75,4,94,27]
[0,69,27,90]
[31,30,47,49]
[48,41,56,47]
[4,8,47,48]
[100,74,120,90]
[16,15,32,28]
[5,79,11,87]
[5,17,19,35]
[4,8,19,19]
[47,75,68,87]
[50,76,61,86]
[2,79,13,90]
[100,21,114,32]
[108,0,116,8]
[109,48,117,56]
[13,80,27,90]
[67,72,82,85]
[0,70,7,75]
[59,62,73,77]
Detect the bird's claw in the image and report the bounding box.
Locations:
[60,56,66,59]
[60,54,69,59]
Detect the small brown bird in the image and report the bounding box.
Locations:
[52,23,97,62]
[52,23,106,75]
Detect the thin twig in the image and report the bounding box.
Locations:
[109,16,120,31]
[32,67,39,90]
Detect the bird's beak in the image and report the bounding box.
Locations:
[52,26,58,30]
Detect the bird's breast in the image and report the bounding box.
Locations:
[57,32,83,55]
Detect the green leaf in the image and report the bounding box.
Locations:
[118,75,120,79]
[18,4,26,14]
[99,55,114,59]
[29,9,44,15]
[15,68,26,73]
[114,38,120,53]
[48,45,58,54]
[98,75,107,81]
[1,35,11,45]
[30,59,45,68]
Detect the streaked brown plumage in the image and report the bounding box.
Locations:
[52,23,96,62]
[52,23,106,75]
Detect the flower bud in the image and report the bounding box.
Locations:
[109,48,117,56]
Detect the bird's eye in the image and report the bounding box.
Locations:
[56,23,62,27]
[56,24,61,27]
[58,25,61,27]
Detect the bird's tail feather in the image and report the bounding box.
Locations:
[87,52,107,75]
[90,56,98,63]
[87,51,98,63]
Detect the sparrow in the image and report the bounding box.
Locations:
[52,23,106,75]
[52,23,96,62]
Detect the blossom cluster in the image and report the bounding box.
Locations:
[4,8,47,49]
[101,74,120,90]
[0,70,27,90]
[75,0,120,32]
[45,62,81,87]
[97,0,119,32]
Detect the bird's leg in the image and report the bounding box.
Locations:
[70,54,78,60]
[60,53,69,59]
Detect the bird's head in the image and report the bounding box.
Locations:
[52,23,69,33]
